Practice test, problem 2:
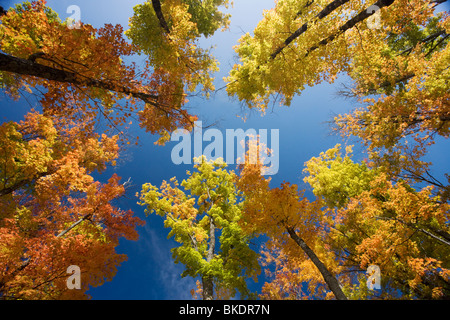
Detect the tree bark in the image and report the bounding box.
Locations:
[202,276,214,301]
[286,226,348,300]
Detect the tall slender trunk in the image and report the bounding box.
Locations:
[202,276,214,301]
[202,215,215,300]
[286,226,348,300]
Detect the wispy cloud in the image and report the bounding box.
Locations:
[139,223,195,300]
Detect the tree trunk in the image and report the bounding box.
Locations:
[0,52,159,105]
[202,215,216,300]
[151,0,170,33]
[202,276,214,301]
[286,226,348,300]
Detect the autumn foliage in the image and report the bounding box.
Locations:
[0,0,197,145]
[1,0,449,300]
[303,144,450,299]
[0,112,144,299]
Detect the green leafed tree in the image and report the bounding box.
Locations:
[138,156,260,300]
[125,0,232,94]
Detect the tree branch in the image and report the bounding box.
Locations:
[375,216,450,247]
[305,0,396,57]
[0,171,52,197]
[271,0,350,60]
[398,30,447,56]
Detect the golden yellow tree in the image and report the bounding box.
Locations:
[236,150,347,300]
[303,145,450,299]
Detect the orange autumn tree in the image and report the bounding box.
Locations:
[236,147,347,300]
[0,112,144,299]
[0,0,197,145]
[332,174,450,299]
[332,4,449,194]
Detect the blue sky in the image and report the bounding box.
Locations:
[1,0,449,300]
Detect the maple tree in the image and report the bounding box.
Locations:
[0,0,232,300]
[0,111,145,299]
[138,157,260,300]
[224,0,449,299]
[331,173,450,299]
[236,140,449,300]
[333,5,449,192]
[303,144,377,209]
[0,0,201,145]
[225,0,397,110]
[225,0,447,109]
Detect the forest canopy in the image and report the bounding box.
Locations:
[0,0,448,300]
